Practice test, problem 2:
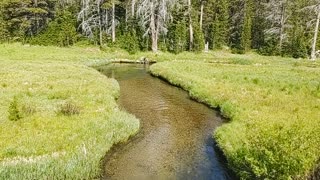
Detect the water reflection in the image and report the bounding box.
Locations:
[98,64,236,180]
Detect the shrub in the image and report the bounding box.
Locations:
[258,37,279,56]
[8,96,21,121]
[58,101,81,116]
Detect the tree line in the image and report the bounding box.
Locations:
[0,0,319,59]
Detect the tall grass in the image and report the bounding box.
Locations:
[150,60,320,179]
[1,43,319,179]
[0,45,140,179]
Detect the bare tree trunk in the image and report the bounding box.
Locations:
[112,2,116,43]
[162,0,166,22]
[105,10,108,35]
[150,3,157,53]
[156,12,160,51]
[34,0,39,34]
[200,0,203,30]
[98,7,103,46]
[131,0,135,17]
[188,0,193,51]
[81,0,85,25]
[99,21,103,46]
[311,7,320,61]
[279,0,286,53]
[125,4,128,25]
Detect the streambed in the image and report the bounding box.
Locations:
[98,64,235,180]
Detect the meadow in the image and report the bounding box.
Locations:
[1,43,320,179]
[150,58,320,179]
[0,44,140,179]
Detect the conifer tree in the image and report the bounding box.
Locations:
[167,4,188,53]
[212,0,229,49]
[0,0,318,58]
[251,0,267,50]
[240,0,253,52]
[193,23,205,52]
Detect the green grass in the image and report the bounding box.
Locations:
[0,44,140,179]
[1,43,319,179]
[150,60,320,179]
[4,43,318,65]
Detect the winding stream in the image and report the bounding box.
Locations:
[98,64,235,180]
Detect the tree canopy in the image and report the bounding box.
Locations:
[0,0,319,58]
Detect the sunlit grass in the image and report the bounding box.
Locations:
[0,45,140,179]
[1,43,319,179]
[150,60,320,179]
[1,43,319,66]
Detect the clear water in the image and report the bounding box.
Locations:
[98,64,236,180]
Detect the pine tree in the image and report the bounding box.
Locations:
[229,0,242,52]
[229,0,253,54]
[168,20,187,54]
[167,5,187,54]
[287,0,308,58]
[0,2,6,42]
[1,0,55,41]
[212,0,229,49]
[240,0,253,52]
[193,23,205,52]
[30,9,78,46]
[251,0,267,50]
[0,0,318,58]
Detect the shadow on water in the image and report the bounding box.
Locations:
[97,63,238,180]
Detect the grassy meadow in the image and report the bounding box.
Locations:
[0,44,140,179]
[150,59,320,179]
[1,43,320,179]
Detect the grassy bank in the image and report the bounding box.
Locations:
[150,60,320,179]
[1,43,320,179]
[0,44,140,179]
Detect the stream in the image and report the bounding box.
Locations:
[98,64,236,180]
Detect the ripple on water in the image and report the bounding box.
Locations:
[99,64,237,180]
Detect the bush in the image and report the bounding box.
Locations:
[231,48,246,54]
[8,96,21,121]
[58,101,81,116]
[257,36,278,56]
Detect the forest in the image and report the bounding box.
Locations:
[0,0,320,59]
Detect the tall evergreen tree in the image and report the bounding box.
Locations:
[240,0,253,52]
[0,0,318,58]
[1,0,55,42]
[287,0,308,58]
[167,6,187,53]
[251,0,267,50]
[212,0,229,49]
